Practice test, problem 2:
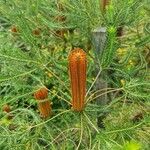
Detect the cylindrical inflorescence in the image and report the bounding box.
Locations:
[68,48,87,112]
[34,87,51,118]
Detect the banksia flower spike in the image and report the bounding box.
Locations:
[34,87,51,118]
[69,48,87,112]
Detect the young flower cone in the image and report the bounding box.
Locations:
[2,104,11,113]
[34,87,51,118]
[34,87,48,100]
[2,104,14,120]
[69,48,87,112]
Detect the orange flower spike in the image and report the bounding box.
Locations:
[34,87,51,118]
[69,48,87,112]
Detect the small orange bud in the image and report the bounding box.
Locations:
[68,48,87,112]
[32,28,41,36]
[34,87,48,100]
[11,26,18,33]
[2,104,11,113]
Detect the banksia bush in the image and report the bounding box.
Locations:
[0,1,149,149]
[68,48,87,112]
[34,87,51,118]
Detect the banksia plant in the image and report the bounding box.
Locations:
[34,87,52,118]
[69,48,87,112]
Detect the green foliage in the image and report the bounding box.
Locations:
[122,140,141,150]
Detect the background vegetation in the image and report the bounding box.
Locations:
[0,0,150,149]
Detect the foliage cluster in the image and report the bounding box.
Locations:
[0,0,150,149]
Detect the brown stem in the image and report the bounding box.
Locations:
[101,0,110,12]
